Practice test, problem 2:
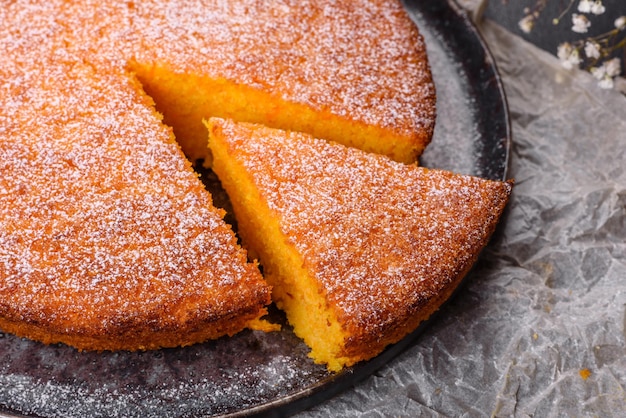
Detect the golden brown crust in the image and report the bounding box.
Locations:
[337,173,513,362]
[0,54,271,352]
[1,0,434,352]
[0,305,270,352]
[131,0,436,161]
[1,0,435,164]
[208,118,512,369]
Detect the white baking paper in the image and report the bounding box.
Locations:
[297,8,626,418]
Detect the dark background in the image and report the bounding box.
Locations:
[484,0,626,75]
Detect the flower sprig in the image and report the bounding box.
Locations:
[518,0,549,34]
[558,15,625,88]
[517,0,626,90]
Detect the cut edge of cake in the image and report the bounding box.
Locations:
[207,117,512,371]
[129,61,433,167]
[0,0,435,350]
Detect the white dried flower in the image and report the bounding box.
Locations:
[605,57,622,77]
[519,15,535,34]
[590,1,606,15]
[572,13,591,33]
[590,64,611,88]
[590,64,606,79]
[512,0,624,91]
[578,0,593,13]
[557,42,583,70]
[590,59,621,89]
[584,41,601,59]
[578,0,605,15]
[598,76,615,89]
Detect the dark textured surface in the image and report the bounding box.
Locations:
[0,1,509,417]
[484,0,626,66]
[413,0,510,181]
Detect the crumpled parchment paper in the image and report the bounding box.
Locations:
[296,8,626,418]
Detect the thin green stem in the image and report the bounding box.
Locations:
[553,0,577,25]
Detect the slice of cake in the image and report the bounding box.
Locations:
[208,118,512,371]
[0,57,273,352]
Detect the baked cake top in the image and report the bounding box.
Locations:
[208,118,512,347]
[1,0,435,148]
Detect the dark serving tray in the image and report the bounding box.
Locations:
[0,1,510,417]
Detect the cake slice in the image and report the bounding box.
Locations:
[0,59,273,352]
[208,118,512,371]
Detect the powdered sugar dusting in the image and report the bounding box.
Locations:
[1,0,435,138]
[0,334,329,418]
[0,0,438,340]
[1,0,439,413]
[0,1,269,341]
[215,119,511,338]
[121,0,435,135]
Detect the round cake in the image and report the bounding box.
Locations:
[0,0,436,351]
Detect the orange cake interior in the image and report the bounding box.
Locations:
[124,0,436,165]
[132,63,433,167]
[208,118,512,371]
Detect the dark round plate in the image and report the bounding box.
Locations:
[0,1,510,417]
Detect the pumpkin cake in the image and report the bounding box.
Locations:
[0,0,434,351]
[208,118,512,371]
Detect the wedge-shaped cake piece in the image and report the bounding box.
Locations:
[0,59,272,352]
[208,118,512,371]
